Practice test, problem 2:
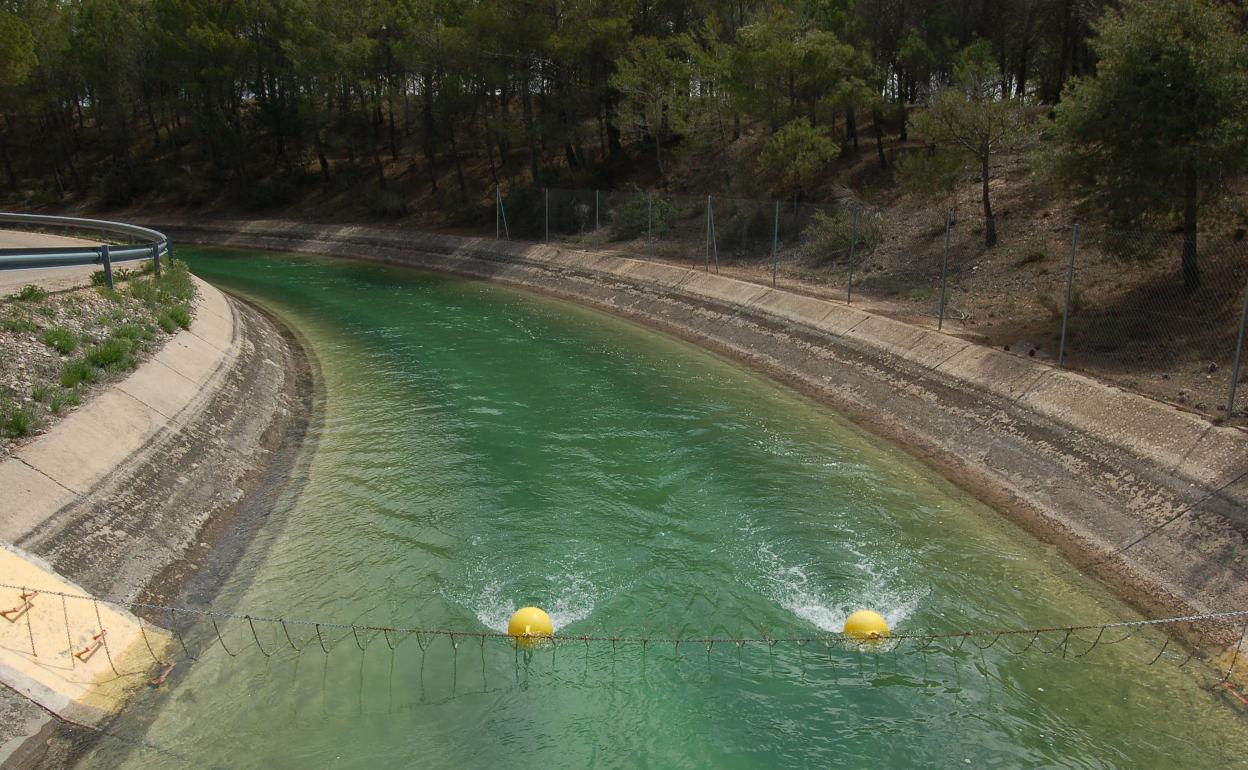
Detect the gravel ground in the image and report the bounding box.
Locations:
[0,266,196,455]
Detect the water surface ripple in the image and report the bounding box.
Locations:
[84,248,1246,769]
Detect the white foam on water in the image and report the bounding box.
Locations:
[755,541,922,633]
[462,572,597,633]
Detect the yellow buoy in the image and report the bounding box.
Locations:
[842,610,890,640]
[507,606,553,646]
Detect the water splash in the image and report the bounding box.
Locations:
[755,541,922,633]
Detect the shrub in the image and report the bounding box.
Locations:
[60,358,98,388]
[0,315,37,333]
[2,404,38,438]
[127,279,160,305]
[112,323,154,343]
[157,261,195,303]
[40,327,77,354]
[610,193,673,241]
[85,337,135,370]
[31,382,49,402]
[799,209,884,264]
[168,306,191,329]
[15,285,46,302]
[48,387,80,415]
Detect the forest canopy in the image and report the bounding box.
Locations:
[0,0,1244,260]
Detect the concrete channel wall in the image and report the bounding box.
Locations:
[0,276,306,767]
[164,220,1248,643]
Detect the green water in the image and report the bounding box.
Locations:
[85,248,1243,769]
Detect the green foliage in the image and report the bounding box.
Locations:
[0,10,36,88]
[609,194,673,241]
[799,209,883,264]
[112,323,154,343]
[911,41,1032,246]
[47,387,80,415]
[61,358,97,389]
[85,337,136,370]
[40,327,77,354]
[1,401,37,438]
[609,36,692,178]
[14,284,46,302]
[896,147,966,207]
[1044,0,1248,286]
[0,314,37,333]
[758,118,838,201]
[30,382,48,402]
[157,306,191,333]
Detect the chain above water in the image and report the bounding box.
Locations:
[3,580,1246,652]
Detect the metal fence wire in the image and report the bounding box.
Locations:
[486,187,1248,426]
[3,583,1245,691]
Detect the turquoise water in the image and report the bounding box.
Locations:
[84,248,1245,768]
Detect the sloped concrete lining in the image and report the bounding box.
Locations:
[163,220,1248,648]
[0,273,307,767]
[0,545,172,727]
[0,278,236,540]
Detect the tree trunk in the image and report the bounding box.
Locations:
[0,118,16,190]
[654,132,664,179]
[421,71,438,194]
[520,64,543,187]
[1182,163,1201,291]
[873,109,887,170]
[981,152,996,247]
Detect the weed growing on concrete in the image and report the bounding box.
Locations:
[40,327,78,354]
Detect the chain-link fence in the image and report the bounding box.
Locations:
[483,186,1248,426]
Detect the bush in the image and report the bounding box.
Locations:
[609,193,673,241]
[158,261,195,303]
[60,358,97,388]
[0,314,37,333]
[85,337,135,370]
[2,403,38,438]
[112,323,154,343]
[48,387,80,415]
[168,306,191,329]
[128,279,160,305]
[14,285,46,302]
[31,382,49,402]
[40,327,77,354]
[798,209,884,264]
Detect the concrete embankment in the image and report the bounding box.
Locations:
[164,220,1248,644]
[0,276,308,767]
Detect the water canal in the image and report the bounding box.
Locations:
[84,248,1245,768]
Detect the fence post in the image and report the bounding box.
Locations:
[151,242,161,277]
[648,192,658,255]
[846,207,859,304]
[497,187,510,241]
[771,201,779,288]
[1227,279,1248,419]
[100,244,113,290]
[705,195,712,272]
[709,197,719,275]
[1058,224,1080,368]
[544,188,549,242]
[937,214,950,331]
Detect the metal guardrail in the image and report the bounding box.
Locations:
[0,212,170,288]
